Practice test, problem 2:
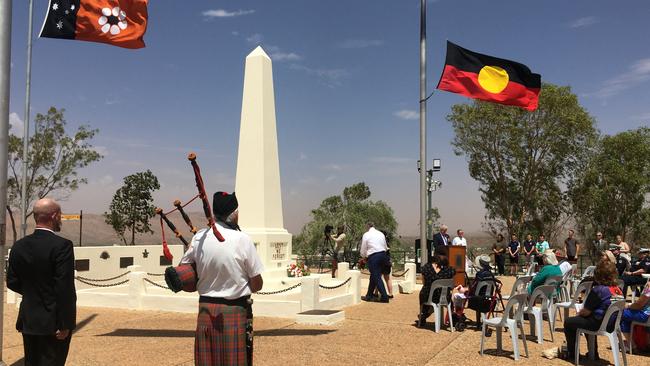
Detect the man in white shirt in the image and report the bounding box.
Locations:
[452,229,467,247]
[360,222,390,303]
[181,191,264,365]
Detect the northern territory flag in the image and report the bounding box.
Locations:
[437,41,541,111]
[40,0,148,49]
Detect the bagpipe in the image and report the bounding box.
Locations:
[156,153,225,293]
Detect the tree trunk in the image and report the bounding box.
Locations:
[6,206,17,244]
[131,221,135,245]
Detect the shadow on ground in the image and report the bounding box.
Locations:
[98,329,195,338]
[256,328,336,337]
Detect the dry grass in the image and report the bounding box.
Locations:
[2,276,649,365]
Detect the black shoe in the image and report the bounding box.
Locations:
[361,296,377,302]
[379,297,389,303]
[417,314,427,328]
[388,294,394,299]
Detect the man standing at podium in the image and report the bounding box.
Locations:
[452,229,467,247]
[433,224,450,256]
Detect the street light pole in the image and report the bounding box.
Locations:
[20,0,35,238]
[0,0,13,364]
[418,0,428,267]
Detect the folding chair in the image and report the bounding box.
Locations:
[480,293,529,361]
[575,300,628,366]
[421,278,455,333]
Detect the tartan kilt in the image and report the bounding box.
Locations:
[195,302,248,366]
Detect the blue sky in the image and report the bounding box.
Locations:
[7,0,650,236]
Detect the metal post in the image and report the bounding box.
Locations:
[426,170,433,240]
[79,210,83,246]
[0,0,13,364]
[419,0,428,266]
[20,0,35,239]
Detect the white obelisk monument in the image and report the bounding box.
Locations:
[235,46,292,274]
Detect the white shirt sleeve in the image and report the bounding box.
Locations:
[243,237,264,278]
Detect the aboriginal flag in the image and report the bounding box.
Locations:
[40,0,148,49]
[437,41,541,111]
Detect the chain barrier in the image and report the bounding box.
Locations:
[391,268,410,278]
[75,277,130,287]
[146,273,165,277]
[318,277,351,289]
[144,278,170,290]
[75,271,131,282]
[257,282,302,295]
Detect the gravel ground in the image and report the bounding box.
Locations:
[2,276,649,365]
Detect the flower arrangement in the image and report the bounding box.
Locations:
[357,258,367,270]
[287,262,310,277]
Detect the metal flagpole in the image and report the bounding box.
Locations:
[419,0,428,267]
[0,0,14,363]
[20,0,35,238]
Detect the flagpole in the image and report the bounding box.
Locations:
[419,0,428,267]
[20,0,35,238]
[0,0,13,363]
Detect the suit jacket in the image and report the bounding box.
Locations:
[7,229,77,335]
[432,232,450,256]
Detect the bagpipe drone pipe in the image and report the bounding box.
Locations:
[156,153,225,292]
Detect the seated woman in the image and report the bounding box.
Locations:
[620,279,650,350]
[561,260,618,361]
[417,255,455,327]
[528,250,562,294]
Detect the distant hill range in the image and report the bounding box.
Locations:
[5,211,211,247]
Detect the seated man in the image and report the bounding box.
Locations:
[610,244,630,277]
[620,280,650,350]
[621,248,650,299]
[528,250,562,294]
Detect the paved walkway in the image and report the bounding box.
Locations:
[2,277,648,365]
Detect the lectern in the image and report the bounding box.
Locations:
[447,246,467,286]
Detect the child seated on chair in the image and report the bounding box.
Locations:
[452,285,469,331]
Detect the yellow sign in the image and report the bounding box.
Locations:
[61,214,81,221]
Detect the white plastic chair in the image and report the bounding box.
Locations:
[629,277,649,303]
[524,262,537,277]
[503,276,533,301]
[480,293,529,361]
[559,268,574,303]
[575,300,628,366]
[422,278,455,333]
[554,281,593,331]
[525,284,556,344]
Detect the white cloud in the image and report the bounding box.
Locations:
[325,175,337,183]
[246,33,263,44]
[323,164,342,171]
[299,152,308,161]
[569,16,598,28]
[270,52,301,61]
[231,31,240,36]
[338,39,384,49]
[290,64,349,87]
[9,112,24,137]
[393,109,419,120]
[591,58,650,99]
[202,9,255,18]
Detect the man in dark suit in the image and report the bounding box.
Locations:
[7,198,76,366]
[431,224,450,259]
